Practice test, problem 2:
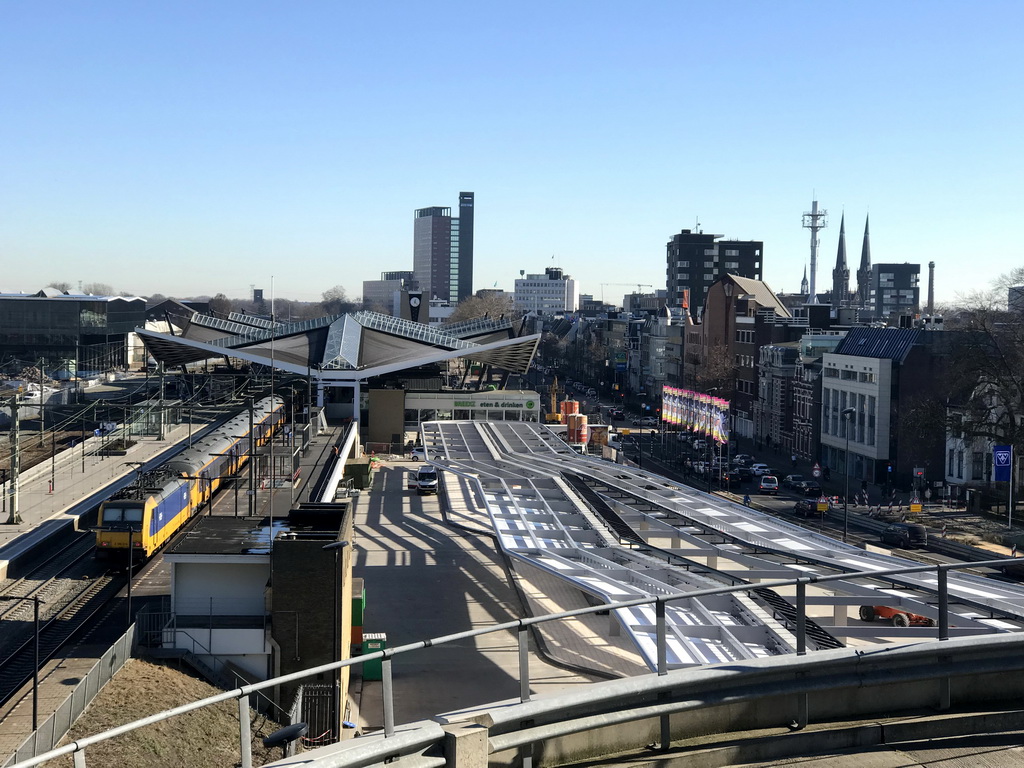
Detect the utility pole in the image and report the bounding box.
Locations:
[158,362,165,440]
[38,360,45,449]
[6,398,22,524]
[248,398,256,517]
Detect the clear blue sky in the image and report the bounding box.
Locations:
[2,2,1021,305]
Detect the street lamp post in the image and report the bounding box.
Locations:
[842,407,856,542]
[706,388,720,494]
[707,440,714,494]
[0,595,42,729]
[322,541,349,742]
[125,522,138,634]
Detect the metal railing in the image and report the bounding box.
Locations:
[8,557,1024,768]
[4,628,136,768]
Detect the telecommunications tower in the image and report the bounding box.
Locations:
[802,200,828,303]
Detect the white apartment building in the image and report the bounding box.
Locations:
[819,353,892,483]
[514,267,579,315]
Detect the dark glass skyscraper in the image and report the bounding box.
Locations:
[666,229,763,320]
[458,192,474,302]
[413,192,475,304]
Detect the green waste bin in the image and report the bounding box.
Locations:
[362,632,386,681]
[351,578,366,627]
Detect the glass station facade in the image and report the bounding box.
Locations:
[0,295,145,372]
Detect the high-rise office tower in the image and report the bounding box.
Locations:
[666,228,763,319]
[458,192,474,302]
[413,192,475,304]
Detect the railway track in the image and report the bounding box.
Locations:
[0,570,126,707]
[0,531,132,708]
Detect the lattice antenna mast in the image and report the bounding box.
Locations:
[802,199,828,304]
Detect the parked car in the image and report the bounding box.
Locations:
[722,470,748,487]
[731,454,754,467]
[587,387,597,397]
[751,463,773,476]
[880,523,928,549]
[734,466,754,482]
[792,499,818,517]
[632,416,659,427]
[410,446,427,461]
[692,439,708,452]
[782,474,805,489]
[758,475,779,495]
[795,480,822,497]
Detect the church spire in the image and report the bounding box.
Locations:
[831,214,850,310]
[856,214,872,306]
[801,265,808,296]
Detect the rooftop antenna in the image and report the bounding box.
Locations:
[695,217,701,234]
[802,198,828,304]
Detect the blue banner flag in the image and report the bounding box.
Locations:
[993,445,1013,482]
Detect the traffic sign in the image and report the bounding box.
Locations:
[812,462,821,478]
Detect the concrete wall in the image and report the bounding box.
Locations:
[368,388,406,445]
[172,561,269,616]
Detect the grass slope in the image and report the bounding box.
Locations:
[51,659,286,768]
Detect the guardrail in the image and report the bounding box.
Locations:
[10,556,1024,768]
[4,628,136,768]
[826,504,1012,564]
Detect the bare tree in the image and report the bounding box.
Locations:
[47,281,72,292]
[82,282,115,296]
[447,291,519,324]
[321,285,357,316]
[208,293,232,317]
[939,268,1024,465]
[696,346,735,397]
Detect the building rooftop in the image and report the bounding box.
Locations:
[167,505,349,557]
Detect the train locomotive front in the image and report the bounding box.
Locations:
[95,396,284,560]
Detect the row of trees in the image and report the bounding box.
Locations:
[931,267,1024,462]
[46,280,364,322]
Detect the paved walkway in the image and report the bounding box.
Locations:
[351,462,628,733]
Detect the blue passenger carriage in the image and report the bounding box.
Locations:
[95,396,284,560]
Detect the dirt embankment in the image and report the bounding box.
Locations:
[52,659,286,768]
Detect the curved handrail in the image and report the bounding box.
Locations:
[9,557,1024,768]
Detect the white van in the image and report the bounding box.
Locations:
[416,466,439,495]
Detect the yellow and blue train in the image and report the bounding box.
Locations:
[95,396,284,560]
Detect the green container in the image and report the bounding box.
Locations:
[351,578,366,627]
[362,633,387,681]
[344,458,373,490]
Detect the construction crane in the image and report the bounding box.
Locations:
[600,283,653,303]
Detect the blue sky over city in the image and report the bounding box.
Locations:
[2,2,1021,305]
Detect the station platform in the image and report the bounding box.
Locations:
[0,418,347,763]
[0,422,203,580]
